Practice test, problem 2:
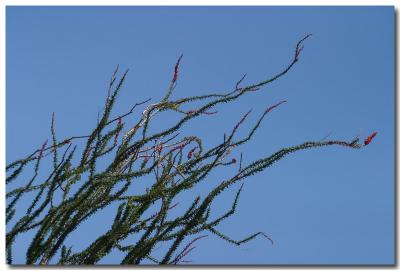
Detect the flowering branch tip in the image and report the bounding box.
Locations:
[294,33,312,60]
[265,100,287,113]
[172,54,183,83]
[38,139,48,160]
[364,131,377,146]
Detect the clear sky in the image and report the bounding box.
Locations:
[6,6,394,265]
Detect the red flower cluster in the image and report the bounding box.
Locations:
[155,144,163,154]
[63,139,71,144]
[172,54,183,83]
[265,100,287,114]
[186,110,196,116]
[187,147,197,159]
[170,143,185,152]
[364,132,378,146]
[38,139,48,160]
[294,33,312,60]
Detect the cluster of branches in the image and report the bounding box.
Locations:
[5,34,377,265]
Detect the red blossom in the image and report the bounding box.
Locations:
[186,110,196,116]
[294,33,312,60]
[155,144,163,153]
[38,139,48,160]
[233,110,252,131]
[63,139,71,144]
[187,147,197,159]
[265,100,287,114]
[172,54,183,83]
[171,143,184,152]
[231,158,237,164]
[364,132,378,146]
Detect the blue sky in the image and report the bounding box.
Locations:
[6,6,394,264]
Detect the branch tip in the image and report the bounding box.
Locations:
[172,54,184,83]
[295,33,312,60]
[364,131,378,146]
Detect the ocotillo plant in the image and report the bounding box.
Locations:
[6,34,377,265]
